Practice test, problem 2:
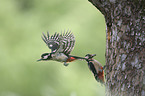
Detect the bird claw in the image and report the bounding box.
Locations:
[64,62,69,66]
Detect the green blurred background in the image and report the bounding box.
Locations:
[0,0,106,96]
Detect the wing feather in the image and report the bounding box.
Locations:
[60,31,75,54]
[42,32,60,52]
[41,30,75,54]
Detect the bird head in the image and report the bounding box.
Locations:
[85,54,96,59]
[37,53,52,61]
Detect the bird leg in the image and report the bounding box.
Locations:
[64,62,69,66]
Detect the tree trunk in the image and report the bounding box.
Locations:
[88,0,145,96]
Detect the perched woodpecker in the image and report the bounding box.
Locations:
[38,31,85,66]
[85,54,105,84]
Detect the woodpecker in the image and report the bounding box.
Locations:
[37,31,85,66]
[85,54,105,84]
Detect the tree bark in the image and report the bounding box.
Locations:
[88,0,145,96]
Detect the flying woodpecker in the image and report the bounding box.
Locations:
[85,54,105,84]
[37,31,85,66]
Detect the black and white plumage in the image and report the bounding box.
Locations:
[42,32,60,53]
[41,30,75,55]
[38,30,85,66]
[85,54,105,83]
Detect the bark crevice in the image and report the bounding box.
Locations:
[88,0,145,96]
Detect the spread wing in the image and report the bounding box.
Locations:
[42,32,60,53]
[41,30,75,55]
[60,31,75,55]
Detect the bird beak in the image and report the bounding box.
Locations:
[92,54,96,57]
[37,59,42,61]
